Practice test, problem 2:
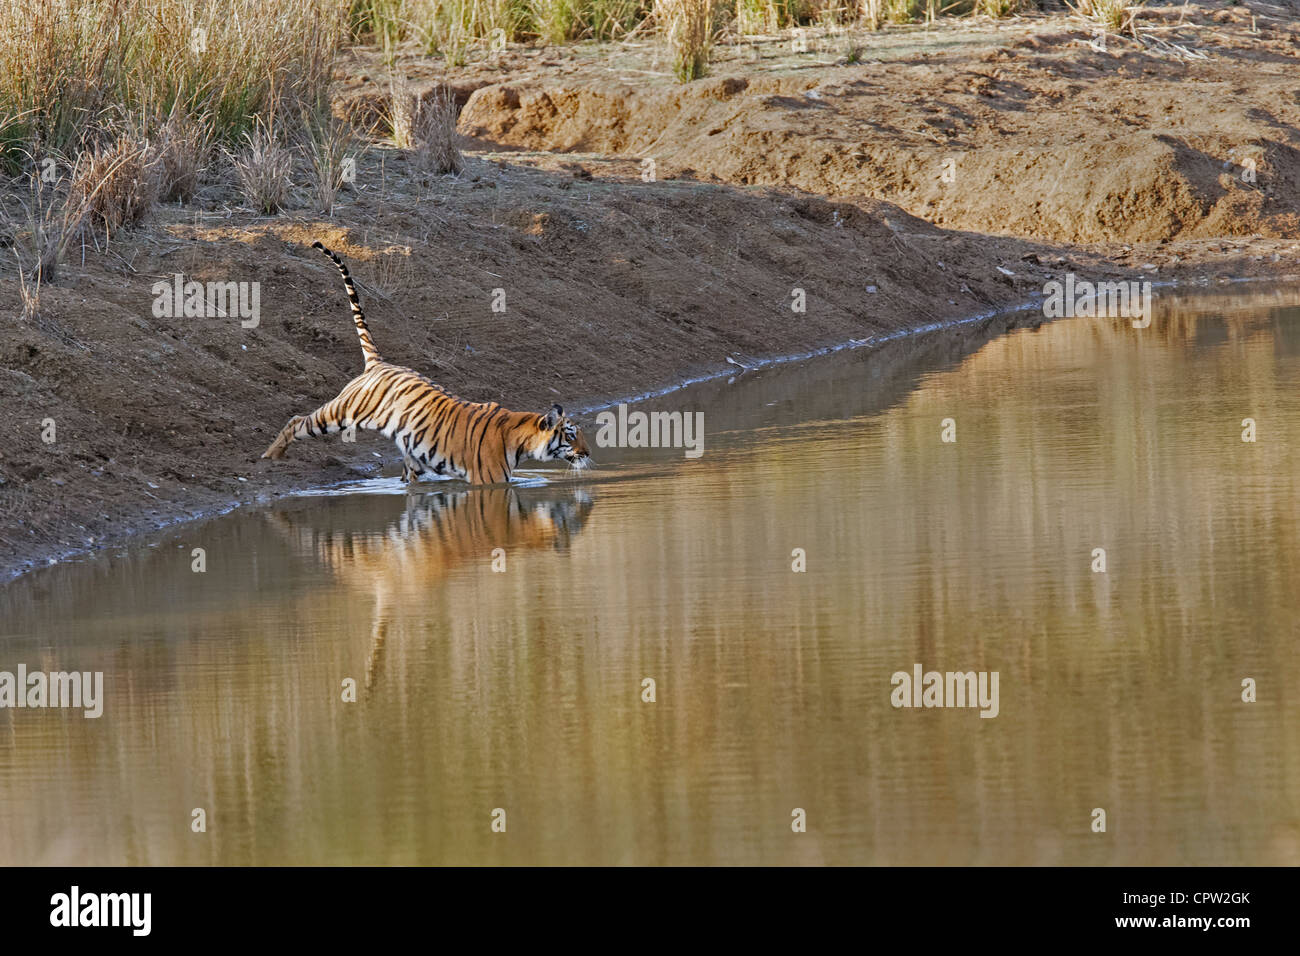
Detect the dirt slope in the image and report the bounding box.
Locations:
[452,5,1300,243]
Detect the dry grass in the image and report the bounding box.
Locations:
[851,0,920,29]
[390,82,465,175]
[373,243,416,298]
[2,170,91,314]
[734,0,779,33]
[973,0,1027,17]
[1069,0,1142,32]
[857,0,883,29]
[155,106,216,203]
[230,123,295,214]
[387,79,420,150]
[413,89,465,175]
[883,0,919,23]
[301,109,363,215]
[70,134,160,238]
[657,0,713,82]
[0,0,343,168]
[14,259,40,318]
[354,0,648,52]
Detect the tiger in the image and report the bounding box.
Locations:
[262,241,591,484]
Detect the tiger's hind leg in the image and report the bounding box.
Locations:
[262,415,308,459]
[262,399,353,460]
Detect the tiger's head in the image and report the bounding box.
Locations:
[535,404,591,470]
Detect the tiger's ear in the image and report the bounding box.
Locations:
[542,404,562,429]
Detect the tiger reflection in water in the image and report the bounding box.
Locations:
[265,486,594,692]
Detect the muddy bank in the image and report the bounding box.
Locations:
[4,3,1300,581]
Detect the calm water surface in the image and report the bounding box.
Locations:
[3,286,1299,865]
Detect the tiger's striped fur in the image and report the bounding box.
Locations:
[262,241,590,484]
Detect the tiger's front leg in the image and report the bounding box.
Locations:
[401,453,423,483]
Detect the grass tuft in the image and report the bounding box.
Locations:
[231,123,295,214]
[1068,0,1142,32]
[657,0,713,82]
[301,108,362,215]
[70,133,161,238]
[392,84,465,175]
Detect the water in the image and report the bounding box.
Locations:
[3,286,1299,865]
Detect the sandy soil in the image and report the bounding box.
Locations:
[350,2,1300,244]
[3,1,1299,579]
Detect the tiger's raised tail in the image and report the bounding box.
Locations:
[312,240,383,370]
